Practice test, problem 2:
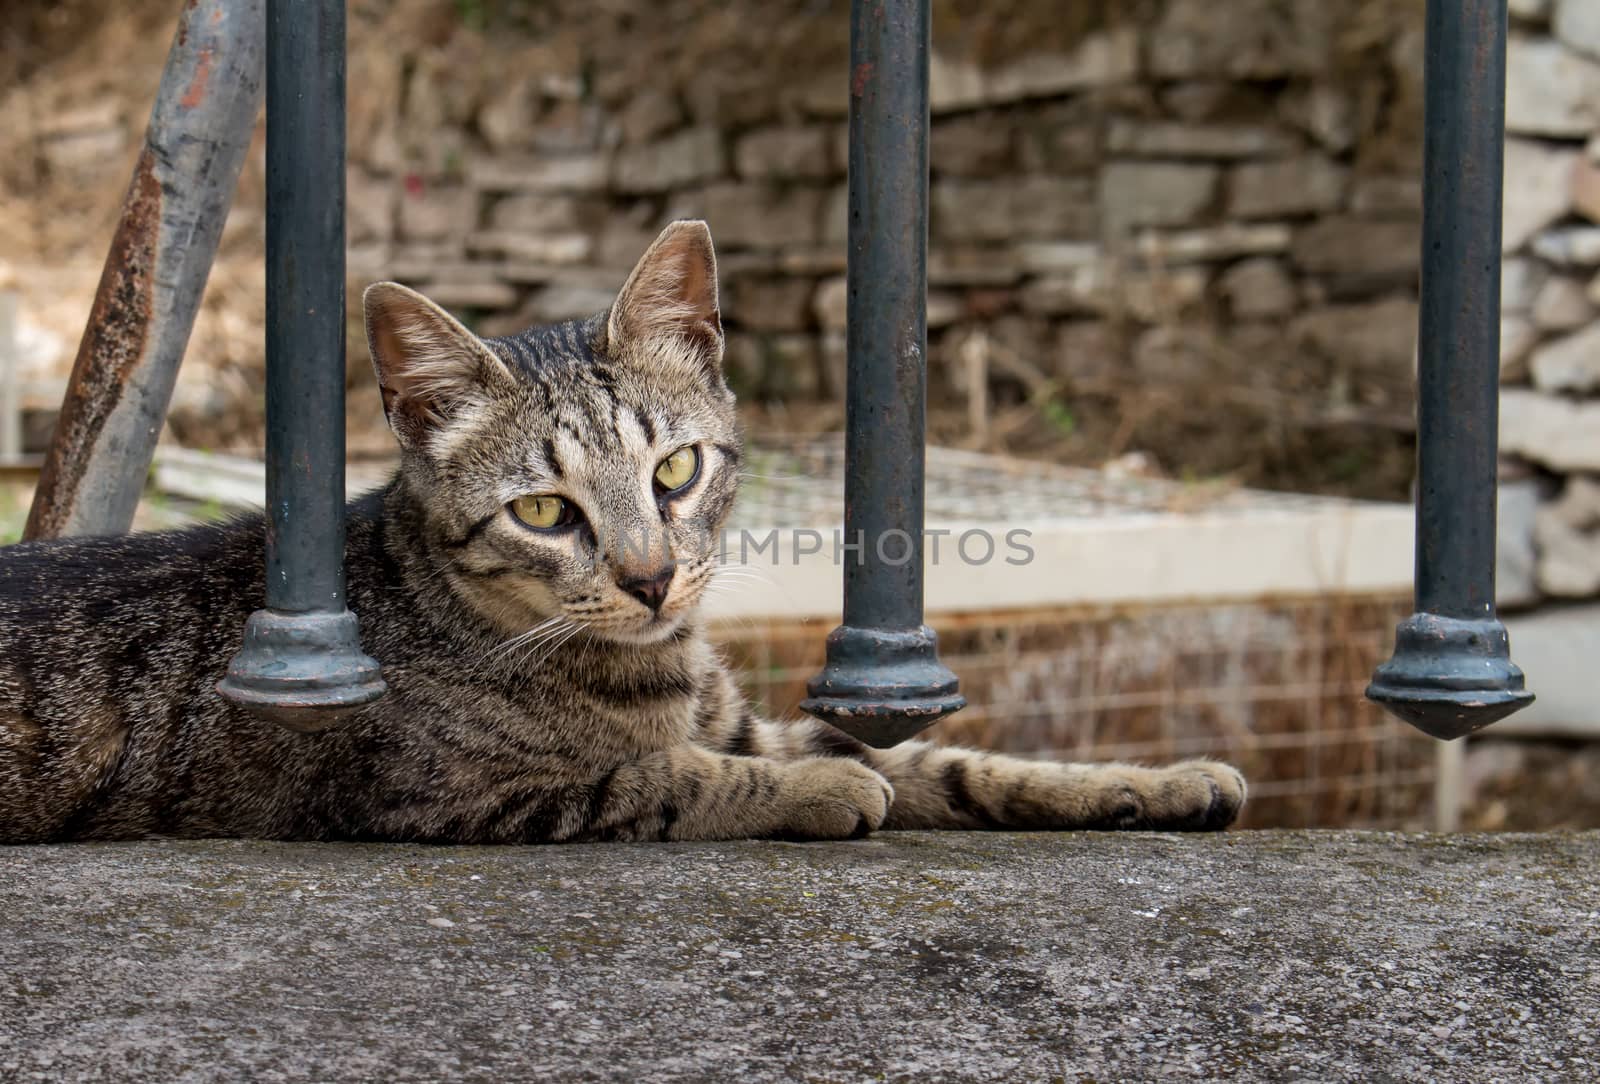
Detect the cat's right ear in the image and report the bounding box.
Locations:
[363,282,514,451]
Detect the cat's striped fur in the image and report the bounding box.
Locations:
[0,221,1244,843]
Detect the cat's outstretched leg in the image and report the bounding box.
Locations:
[867,742,1245,831]
[696,699,1244,832]
[546,745,893,842]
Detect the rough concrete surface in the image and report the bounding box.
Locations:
[2,831,1597,1082]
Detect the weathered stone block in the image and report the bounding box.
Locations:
[468,153,609,193]
[1291,297,1419,372]
[466,231,592,265]
[1134,224,1292,265]
[497,265,620,290]
[1502,257,1550,313]
[1554,0,1600,60]
[1133,323,1221,383]
[398,184,477,242]
[525,284,619,323]
[1506,36,1600,136]
[1530,323,1600,392]
[1291,219,1419,277]
[618,90,681,144]
[476,76,539,152]
[1531,275,1595,332]
[417,280,519,310]
[1349,176,1422,218]
[1219,258,1298,319]
[1503,139,1577,251]
[723,333,821,400]
[775,247,847,275]
[612,127,726,193]
[932,114,1015,176]
[813,276,848,330]
[1573,154,1600,223]
[930,246,1026,286]
[933,177,1098,242]
[1498,477,1542,610]
[929,28,1139,111]
[734,127,834,180]
[670,184,825,249]
[385,253,500,286]
[1151,0,1333,78]
[1016,241,1101,274]
[1278,84,1357,153]
[926,291,965,329]
[489,194,589,233]
[1159,82,1235,122]
[1016,102,1100,174]
[1228,156,1348,220]
[1536,476,1600,596]
[1501,388,1600,470]
[724,277,816,333]
[1021,266,1208,322]
[595,208,664,271]
[1532,226,1600,267]
[1018,267,1106,317]
[387,245,474,282]
[347,168,397,246]
[529,101,615,155]
[1098,162,1220,233]
[820,184,848,246]
[1502,314,1540,379]
[1106,121,1295,160]
[40,126,126,175]
[681,69,780,129]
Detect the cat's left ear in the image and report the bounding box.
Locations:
[607,220,724,383]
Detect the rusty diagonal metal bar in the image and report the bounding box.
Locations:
[25,0,265,540]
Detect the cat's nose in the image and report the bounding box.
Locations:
[618,565,675,612]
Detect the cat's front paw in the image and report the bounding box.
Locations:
[1143,759,1246,831]
[774,757,894,840]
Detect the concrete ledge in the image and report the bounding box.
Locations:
[2,832,1595,1081]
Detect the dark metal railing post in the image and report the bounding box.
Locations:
[1366,0,1532,739]
[800,0,965,746]
[218,0,386,729]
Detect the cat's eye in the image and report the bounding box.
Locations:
[654,446,699,493]
[509,494,574,530]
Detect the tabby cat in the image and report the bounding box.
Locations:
[0,221,1244,843]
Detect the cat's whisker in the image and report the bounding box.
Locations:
[485,615,569,660]
[469,615,578,680]
[509,620,581,661]
[523,623,584,671]
[713,566,777,588]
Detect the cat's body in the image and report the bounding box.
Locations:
[0,222,1244,844]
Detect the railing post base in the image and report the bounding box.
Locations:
[1366,613,1533,740]
[218,609,386,732]
[801,625,965,748]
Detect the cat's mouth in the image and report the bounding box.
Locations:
[589,610,688,645]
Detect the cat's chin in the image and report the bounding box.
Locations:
[588,613,690,647]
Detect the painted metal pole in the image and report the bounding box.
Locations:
[218,0,385,729]
[800,0,965,747]
[24,0,264,539]
[0,291,20,465]
[1366,0,1532,739]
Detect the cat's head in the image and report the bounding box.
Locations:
[363,220,741,646]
